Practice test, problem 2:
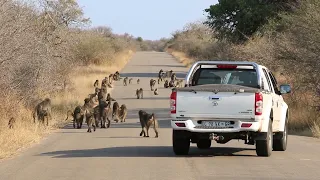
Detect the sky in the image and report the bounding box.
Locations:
[77,0,218,40]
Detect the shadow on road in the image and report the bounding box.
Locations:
[39,146,255,158]
[109,119,171,129]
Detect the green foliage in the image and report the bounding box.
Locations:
[204,0,299,43]
[136,37,143,42]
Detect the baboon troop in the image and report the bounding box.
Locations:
[136,88,143,99]
[32,98,52,126]
[58,68,183,137]
[138,110,159,138]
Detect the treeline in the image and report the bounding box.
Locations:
[166,0,320,136]
[0,0,145,126]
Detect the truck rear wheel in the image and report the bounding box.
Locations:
[172,130,190,155]
[273,118,288,151]
[197,139,211,149]
[256,119,273,157]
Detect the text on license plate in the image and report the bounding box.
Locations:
[202,121,231,127]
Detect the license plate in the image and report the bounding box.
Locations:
[202,121,231,128]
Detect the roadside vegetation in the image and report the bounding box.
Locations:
[0,0,162,159]
[165,0,320,137]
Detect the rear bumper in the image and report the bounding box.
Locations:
[171,119,260,133]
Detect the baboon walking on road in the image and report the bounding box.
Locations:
[112,101,120,122]
[33,98,52,126]
[136,88,143,99]
[116,104,127,123]
[150,79,156,91]
[123,77,128,86]
[137,79,140,84]
[138,110,159,138]
[154,88,158,95]
[129,78,133,84]
[164,80,169,88]
[65,106,84,129]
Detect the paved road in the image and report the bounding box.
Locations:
[0,52,320,180]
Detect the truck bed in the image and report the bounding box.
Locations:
[173,84,261,93]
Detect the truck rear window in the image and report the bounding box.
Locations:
[191,68,259,88]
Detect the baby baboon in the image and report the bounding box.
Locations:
[106,93,116,101]
[137,79,140,84]
[118,104,128,123]
[154,88,158,95]
[8,117,15,129]
[136,88,143,99]
[149,79,156,91]
[123,77,128,86]
[138,110,159,138]
[112,101,120,120]
[94,80,99,88]
[164,80,169,88]
[32,98,52,126]
[129,78,133,84]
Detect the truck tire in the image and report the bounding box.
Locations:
[172,130,190,155]
[197,139,211,149]
[256,119,273,157]
[273,118,288,151]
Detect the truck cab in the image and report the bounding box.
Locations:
[170,61,291,157]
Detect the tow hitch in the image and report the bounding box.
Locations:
[209,133,224,141]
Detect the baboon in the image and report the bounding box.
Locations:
[137,79,140,84]
[106,93,116,101]
[165,70,173,78]
[150,79,156,91]
[95,87,100,94]
[8,117,15,129]
[154,88,158,95]
[157,78,160,84]
[169,80,175,87]
[94,80,99,88]
[113,71,120,81]
[118,104,128,123]
[98,99,112,128]
[109,74,114,83]
[176,79,183,88]
[158,69,163,80]
[123,77,128,86]
[88,93,98,102]
[164,80,169,88]
[138,110,159,138]
[65,106,84,129]
[136,88,143,99]
[83,107,96,133]
[112,101,120,121]
[32,98,52,126]
[171,73,177,81]
[129,78,133,84]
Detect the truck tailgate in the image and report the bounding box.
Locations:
[176,91,255,119]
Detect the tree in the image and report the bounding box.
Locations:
[136,37,143,42]
[204,0,299,43]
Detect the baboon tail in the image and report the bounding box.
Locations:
[65,110,73,121]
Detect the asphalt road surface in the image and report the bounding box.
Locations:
[0,52,320,180]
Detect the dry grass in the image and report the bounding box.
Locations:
[167,48,194,68]
[0,50,134,160]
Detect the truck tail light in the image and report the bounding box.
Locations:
[217,65,237,69]
[170,91,177,114]
[255,92,263,115]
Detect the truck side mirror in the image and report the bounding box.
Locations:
[280,84,291,94]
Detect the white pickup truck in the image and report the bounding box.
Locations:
[170,61,291,157]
